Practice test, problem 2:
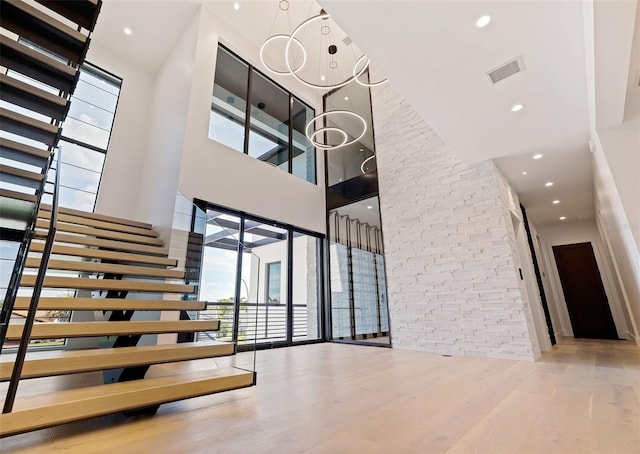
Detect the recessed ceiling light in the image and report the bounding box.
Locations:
[344,96,349,101]
[233,2,240,10]
[545,182,554,187]
[123,27,132,35]
[533,154,543,160]
[511,103,524,112]
[559,216,567,220]
[320,75,326,81]
[367,205,373,209]
[522,171,528,175]
[476,15,491,28]
[553,200,560,204]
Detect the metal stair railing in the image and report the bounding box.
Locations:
[2,149,61,413]
[0,150,54,350]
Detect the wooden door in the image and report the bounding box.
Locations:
[553,242,618,339]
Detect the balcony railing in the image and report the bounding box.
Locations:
[198,301,311,345]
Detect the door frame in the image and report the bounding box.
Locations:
[544,237,629,339]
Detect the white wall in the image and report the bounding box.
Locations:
[371,81,541,361]
[592,131,640,343]
[528,221,564,342]
[89,42,155,221]
[133,9,201,242]
[177,8,326,235]
[537,220,633,340]
[93,6,326,238]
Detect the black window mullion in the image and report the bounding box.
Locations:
[232,218,246,346]
[286,229,294,343]
[288,95,293,174]
[243,69,253,155]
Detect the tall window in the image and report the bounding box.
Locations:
[53,63,122,211]
[266,262,282,303]
[209,45,316,184]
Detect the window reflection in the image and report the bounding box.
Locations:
[248,70,289,171]
[292,99,316,183]
[209,47,248,153]
[208,45,316,184]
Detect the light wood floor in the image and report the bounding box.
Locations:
[1,337,639,453]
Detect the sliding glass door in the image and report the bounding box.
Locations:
[197,202,323,349]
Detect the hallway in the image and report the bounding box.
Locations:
[2,338,639,453]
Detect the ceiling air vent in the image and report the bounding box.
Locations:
[486,56,525,85]
[342,36,352,46]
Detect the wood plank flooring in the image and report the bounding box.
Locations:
[1,337,638,453]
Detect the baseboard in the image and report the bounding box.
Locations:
[627,332,640,346]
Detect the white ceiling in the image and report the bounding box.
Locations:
[88,0,638,229]
[91,0,200,75]
[319,0,636,228]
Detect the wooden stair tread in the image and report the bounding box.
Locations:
[13,297,206,311]
[29,242,177,267]
[0,35,77,93]
[0,188,37,203]
[40,204,152,229]
[19,275,194,293]
[25,258,185,279]
[34,231,169,256]
[0,367,253,437]
[1,0,88,64]
[0,342,234,381]
[6,320,220,340]
[38,210,157,237]
[0,107,59,146]
[35,219,164,245]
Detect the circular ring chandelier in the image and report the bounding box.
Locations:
[352,56,388,88]
[310,127,348,149]
[260,34,307,76]
[305,110,367,150]
[360,155,376,174]
[285,12,369,90]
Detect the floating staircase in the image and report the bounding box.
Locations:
[0,0,254,438]
[0,207,254,437]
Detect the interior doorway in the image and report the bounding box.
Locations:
[552,242,619,340]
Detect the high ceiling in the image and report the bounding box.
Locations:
[90,0,638,228]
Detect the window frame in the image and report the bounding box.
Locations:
[265,261,282,305]
[211,44,317,184]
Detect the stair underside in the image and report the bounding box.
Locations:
[0,367,254,437]
[0,73,69,120]
[6,320,220,340]
[0,137,50,168]
[0,107,59,147]
[35,0,101,31]
[1,0,88,64]
[0,342,234,381]
[0,35,77,93]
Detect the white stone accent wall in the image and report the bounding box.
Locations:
[371,83,541,361]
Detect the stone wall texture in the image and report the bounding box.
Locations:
[371,82,541,361]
